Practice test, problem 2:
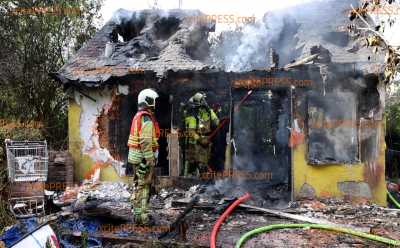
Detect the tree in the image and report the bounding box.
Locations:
[347,0,400,83]
[0,0,103,149]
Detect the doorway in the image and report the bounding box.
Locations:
[231,88,292,205]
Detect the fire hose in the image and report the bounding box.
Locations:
[235,223,400,248]
[234,187,400,247]
[210,191,400,247]
[208,90,253,141]
[387,188,400,209]
[210,192,251,248]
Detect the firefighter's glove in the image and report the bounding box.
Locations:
[146,159,156,168]
[199,137,210,147]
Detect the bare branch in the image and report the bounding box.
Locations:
[350,4,390,49]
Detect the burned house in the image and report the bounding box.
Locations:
[54,2,387,206]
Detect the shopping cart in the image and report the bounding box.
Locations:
[5,139,48,218]
[5,140,48,182]
[8,196,45,218]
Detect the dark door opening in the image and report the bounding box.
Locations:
[155,93,172,175]
[231,88,292,205]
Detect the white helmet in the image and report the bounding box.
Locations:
[189,92,207,106]
[138,88,159,107]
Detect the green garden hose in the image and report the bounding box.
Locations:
[387,189,400,209]
[235,223,400,248]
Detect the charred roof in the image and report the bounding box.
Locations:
[54,9,217,87]
[54,2,383,88]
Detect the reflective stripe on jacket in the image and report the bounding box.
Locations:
[185,107,219,144]
[127,109,160,164]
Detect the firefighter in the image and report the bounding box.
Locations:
[183,92,219,177]
[127,88,160,225]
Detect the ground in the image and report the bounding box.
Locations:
[52,183,400,247]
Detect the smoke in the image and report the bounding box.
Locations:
[204,0,366,206]
[108,0,361,72]
[232,91,291,180]
[110,9,158,25]
[110,8,203,26]
[226,14,285,71]
[203,90,291,207]
[211,0,360,72]
[210,13,285,72]
[111,9,129,25]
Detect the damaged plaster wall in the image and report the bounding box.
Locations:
[72,87,128,180]
[338,181,372,199]
[294,140,385,205]
[292,65,386,205]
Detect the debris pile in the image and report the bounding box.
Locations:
[52,181,133,222]
[3,178,400,247]
[76,181,131,203]
[298,198,400,230]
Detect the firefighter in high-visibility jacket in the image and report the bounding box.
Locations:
[127,88,160,225]
[183,92,219,177]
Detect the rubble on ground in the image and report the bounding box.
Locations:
[3,179,400,247]
[76,181,131,203]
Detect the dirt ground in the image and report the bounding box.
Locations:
[151,198,400,248]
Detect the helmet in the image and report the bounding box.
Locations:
[189,92,206,106]
[138,88,159,108]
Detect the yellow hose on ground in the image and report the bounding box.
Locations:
[235,223,400,248]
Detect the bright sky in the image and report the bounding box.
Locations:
[100,0,316,26]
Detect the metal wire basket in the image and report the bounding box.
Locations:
[8,196,45,218]
[5,140,48,182]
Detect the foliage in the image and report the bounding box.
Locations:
[0,0,103,149]
[348,0,400,83]
[0,166,15,234]
[386,102,400,150]
[0,199,16,235]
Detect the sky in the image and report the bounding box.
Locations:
[99,0,316,26]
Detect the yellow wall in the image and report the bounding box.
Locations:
[68,98,126,182]
[69,98,386,205]
[293,123,386,206]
